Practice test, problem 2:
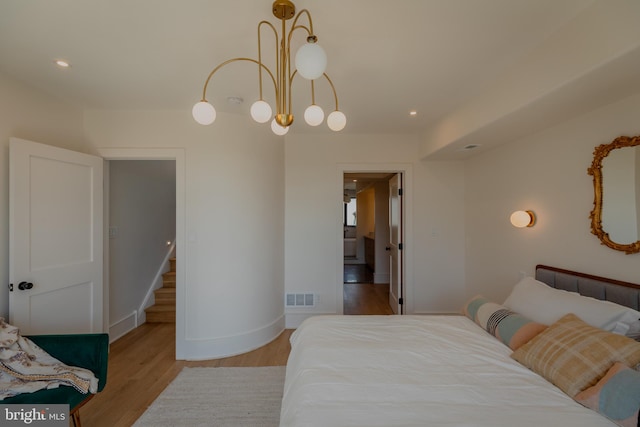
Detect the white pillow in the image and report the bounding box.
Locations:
[625,319,640,340]
[503,276,640,335]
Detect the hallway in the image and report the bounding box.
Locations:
[343,264,373,284]
[343,264,393,315]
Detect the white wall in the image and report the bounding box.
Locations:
[356,187,374,264]
[0,71,85,318]
[464,91,640,304]
[84,109,285,359]
[284,133,466,327]
[109,160,176,333]
[373,180,390,284]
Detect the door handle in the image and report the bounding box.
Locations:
[18,281,33,290]
[385,247,391,251]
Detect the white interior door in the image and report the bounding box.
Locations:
[9,138,104,335]
[388,173,403,314]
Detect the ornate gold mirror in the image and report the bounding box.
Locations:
[588,135,640,254]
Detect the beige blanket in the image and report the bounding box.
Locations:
[0,319,98,400]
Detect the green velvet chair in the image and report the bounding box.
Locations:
[3,333,109,427]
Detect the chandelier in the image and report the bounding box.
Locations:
[192,0,347,135]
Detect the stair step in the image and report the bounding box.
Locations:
[146,257,177,323]
[162,271,176,287]
[145,304,175,323]
[154,287,175,304]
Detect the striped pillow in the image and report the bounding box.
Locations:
[575,362,640,427]
[462,296,547,350]
[511,313,640,398]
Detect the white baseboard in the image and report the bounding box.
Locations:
[178,315,285,360]
[109,311,137,343]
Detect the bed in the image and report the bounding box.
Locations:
[280,265,640,427]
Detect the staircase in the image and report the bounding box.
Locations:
[145,257,176,323]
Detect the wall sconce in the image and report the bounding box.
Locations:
[510,210,535,228]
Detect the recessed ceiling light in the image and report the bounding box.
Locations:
[54,59,71,68]
[409,110,417,117]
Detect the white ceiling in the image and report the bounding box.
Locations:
[0,0,608,138]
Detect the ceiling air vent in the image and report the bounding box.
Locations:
[285,293,316,307]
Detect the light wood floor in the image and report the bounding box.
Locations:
[344,282,394,314]
[81,282,390,426]
[81,324,293,426]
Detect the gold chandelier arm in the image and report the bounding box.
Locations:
[322,72,340,110]
[289,69,298,114]
[288,24,311,45]
[286,9,314,116]
[286,11,312,70]
[257,21,279,101]
[287,8,313,59]
[289,70,339,110]
[292,24,311,34]
[281,15,288,116]
[291,9,313,35]
[288,24,311,47]
[286,23,311,111]
[200,58,278,102]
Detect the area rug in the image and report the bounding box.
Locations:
[133,366,286,426]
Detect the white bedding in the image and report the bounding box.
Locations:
[280,315,616,427]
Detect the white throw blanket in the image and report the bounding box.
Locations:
[0,319,98,400]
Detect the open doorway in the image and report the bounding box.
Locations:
[98,147,185,357]
[342,172,397,315]
[108,160,176,339]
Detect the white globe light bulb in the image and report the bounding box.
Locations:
[510,210,534,228]
[304,105,325,126]
[192,101,216,125]
[295,42,327,80]
[250,100,272,124]
[271,118,289,136]
[327,110,346,131]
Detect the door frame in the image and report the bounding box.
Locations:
[98,148,186,358]
[336,163,413,315]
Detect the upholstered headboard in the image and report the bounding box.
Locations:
[535,264,640,310]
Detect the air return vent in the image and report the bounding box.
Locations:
[285,293,316,307]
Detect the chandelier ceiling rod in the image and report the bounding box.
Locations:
[192,0,347,135]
